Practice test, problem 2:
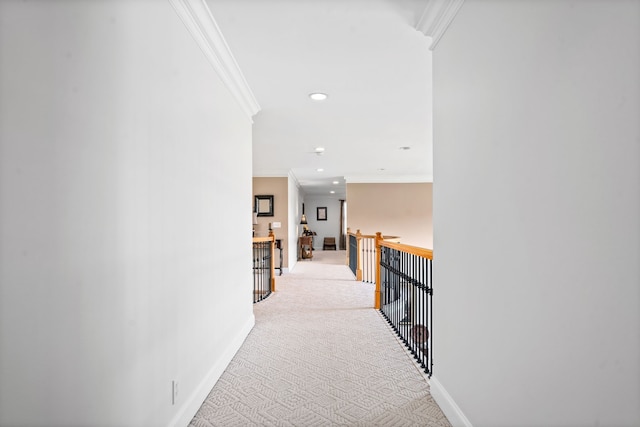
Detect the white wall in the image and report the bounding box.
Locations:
[432,1,640,426]
[287,174,304,270]
[303,197,342,251]
[0,2,254,426]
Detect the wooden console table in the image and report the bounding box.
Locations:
[298,236,313,260]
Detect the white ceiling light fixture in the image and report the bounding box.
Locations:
[399,146,411,150]
[330,190,335,194]
[316,168,324,172]
[332,181,339,184]
[309,92,328,101]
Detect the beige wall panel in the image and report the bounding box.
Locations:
[253,177,289,268]
[347,183,433,248]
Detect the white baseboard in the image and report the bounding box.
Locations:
[430,376,473,427]
[168,313,255,427]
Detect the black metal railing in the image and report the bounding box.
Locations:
[378,243,433,377]
[252,239,273,303]
[361,236,376,283]
[348,234,358,276]
[347,229,401,284]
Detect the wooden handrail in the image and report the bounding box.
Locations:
[347,231,400,241]
[378,240,433,260]
[374,232,433,309]
[348,228,433,309]
[253,236,275,243]
[346,228,401,284]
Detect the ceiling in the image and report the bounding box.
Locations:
[207,0,433,200]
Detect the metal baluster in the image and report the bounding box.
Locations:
[363,238,368,282]
[420,256,424,373]
[261,243,264,301]
[415,255,420,368]
[396,249,400,331]
[372,239,376,282]
[429,257,433,376]
[423,256,428,372]
[260,243,264,302]
[400,250,404,337]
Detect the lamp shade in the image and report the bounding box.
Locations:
[300,214,308,225]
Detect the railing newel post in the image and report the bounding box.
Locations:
[269,230,276,293]
[346,227,351,266]
[374,231,383,309]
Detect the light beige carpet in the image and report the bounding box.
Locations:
[190,250,451,426]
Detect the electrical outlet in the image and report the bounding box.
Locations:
[172,380,179,405]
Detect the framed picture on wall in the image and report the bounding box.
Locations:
[255,195,274,217]
[317,207,327,221]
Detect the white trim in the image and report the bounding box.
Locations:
[416,0,465,50]
[344,174,433,184]
[253,171,304,189]
[168,313,255,427]
[287,170,302,190]
[260,171,434,186]
[253,170,293,178]
[169,0,261,121]
[429,376,473,427]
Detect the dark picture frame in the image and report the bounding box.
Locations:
[255,195,274,217]
[317,206,327,221]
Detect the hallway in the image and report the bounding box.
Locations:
[190,250,450,426]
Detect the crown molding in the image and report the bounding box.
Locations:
[344,174,433,184]
[169,0,260,121]
[416,0,465,50]
[252,170,290,178]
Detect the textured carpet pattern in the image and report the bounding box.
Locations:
[190,250,451,426]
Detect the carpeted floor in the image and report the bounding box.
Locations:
[190,250,451,426]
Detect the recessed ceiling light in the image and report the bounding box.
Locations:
[317,168,324,172]
[332,181,339,185]
[378,168,385,171]
[314,147,325,152]
[309,92,328,101]
[330,191,335,194]
[399,146,411,150]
